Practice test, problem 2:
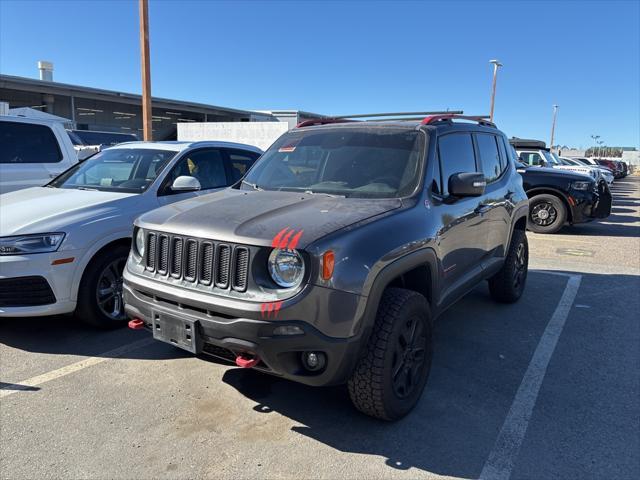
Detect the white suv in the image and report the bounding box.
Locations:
[0,115,79,194]
[0,141,261,326]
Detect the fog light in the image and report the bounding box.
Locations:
[302,351,326,371]
[273,325,304,336]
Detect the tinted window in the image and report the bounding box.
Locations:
[163,149,227,194]
[242,128,424,199]
[476,134,502,182]
[226,149,259,183]
[497,136,509,169]
[520,151,544,166]
[0,121,62,164]
[71,130,138,145]
[437,133,476,195]
[50,148,176,193]
[431,151,443,195]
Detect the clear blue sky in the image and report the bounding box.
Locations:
[1,0,638,148]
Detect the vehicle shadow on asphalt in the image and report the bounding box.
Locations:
[220,272,570,478]
[220,269,640,478]
[0,314,187,361]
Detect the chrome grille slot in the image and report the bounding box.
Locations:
[170,237,183,278]
[184,239,198,282]
[157,235,169,274]
[215,244,231,288]
[199,242,214,285]
[232,247,249,292]
[145,233,157,271]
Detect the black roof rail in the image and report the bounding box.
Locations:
[420,114,496,128]
[295,110,464,128]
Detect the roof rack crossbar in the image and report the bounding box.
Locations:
[421,114,495,128]
[295,110,465,128]
[332,110,463,119]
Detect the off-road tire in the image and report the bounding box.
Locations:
[527,193,567,234]
[488,229,528,303]
[75,245,130,329]
[348,288,432,421]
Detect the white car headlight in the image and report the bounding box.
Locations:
[571,181,592,191]
[134,228,146,259]
[0,233,65,255]
[268,248,305,288]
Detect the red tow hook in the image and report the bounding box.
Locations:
[235,353,260,368]
[128,318,145,330]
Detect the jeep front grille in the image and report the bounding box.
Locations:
[144,232,250,293]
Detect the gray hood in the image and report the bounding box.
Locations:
[136,189,402,249]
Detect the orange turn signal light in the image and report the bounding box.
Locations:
[322,251,335,280]
[51,257,74,266]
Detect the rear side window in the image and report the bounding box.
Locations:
[437,133,476,196]
[225,149,260,183]
[476,133,502,182]
[0,121,63,164]
[520,151,544,166]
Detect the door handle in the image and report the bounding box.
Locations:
[474,204,492,215]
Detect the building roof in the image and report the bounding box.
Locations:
[0,74,257,118]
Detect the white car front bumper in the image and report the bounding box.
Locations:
[0,251,82,317]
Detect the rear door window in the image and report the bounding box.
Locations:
[0,121,62,164]
[475,133,502,183]
[224,149,260,183]
[437,133,477,196]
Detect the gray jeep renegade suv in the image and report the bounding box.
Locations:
[123,114,530,420]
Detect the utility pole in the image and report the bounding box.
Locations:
[549,104,559,152]
[597,140,604,158]
[139,0,152,141]
[489,59,503,122]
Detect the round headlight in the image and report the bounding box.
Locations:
[135,228,146,258]
[268,249,305,288]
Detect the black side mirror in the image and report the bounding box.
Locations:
[448,172,486,197]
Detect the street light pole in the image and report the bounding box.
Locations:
[489,59,503,122]
[139,0,152,141]
[590,134,600,158]
[549,104,559,152]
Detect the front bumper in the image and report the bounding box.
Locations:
[123,273,366,387]
[0,252,79,317]
[568,184,612,224]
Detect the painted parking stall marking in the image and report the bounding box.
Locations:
[479,273,582,480]
[0,337,155,399]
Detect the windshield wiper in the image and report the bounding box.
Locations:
[303,190,346,198]
[76,186,99,191]
[241,180,263,191]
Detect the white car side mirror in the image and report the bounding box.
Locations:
[171,175,201,192]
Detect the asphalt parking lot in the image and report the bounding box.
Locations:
[1,177,639,480]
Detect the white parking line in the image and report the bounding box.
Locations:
[479,273,582,480]
[0,337,155,399]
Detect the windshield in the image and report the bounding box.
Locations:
[49,148,176,193]
[241,127,424,198]
[542,150,561,165]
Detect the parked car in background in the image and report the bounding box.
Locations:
[510,138,601,183]
[595,158,628,178]
[0,115,79,194]
[511,146,611,233]
[67,129,139,161]
[560,156,614,184]
[124,114,530,420]
[0,141,261,327]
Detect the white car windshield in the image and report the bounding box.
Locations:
[49,148,176,193]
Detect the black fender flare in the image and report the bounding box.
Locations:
[351,247,440,344]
